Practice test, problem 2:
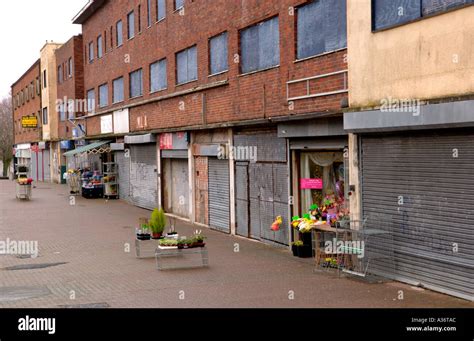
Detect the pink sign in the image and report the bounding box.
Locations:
[300,178,323,190]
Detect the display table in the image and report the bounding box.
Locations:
[155,247,209,270]
[135,239,158,259]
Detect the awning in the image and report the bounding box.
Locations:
[63,141,111,157]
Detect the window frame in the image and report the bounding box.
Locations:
[98,83,109,108]
[112,76,125,104]
[157,0,166,22]
[129,68,143,99]
[88,41,94,63]
[86,89,96,114]
[239,16,281,75]
[150,58,168,93]
[97,34,103,59]
[209,31,229,76]
[127,11,135,40]
[372,0,474,32]
[42,107,48,125]
[116,20,123,47]
[176,45,198,85]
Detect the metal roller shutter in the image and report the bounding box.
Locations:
[129,144,158,210]
[361,131,474,301]
[116,151,130,202]
[208,158,230,232]
[31,151,38,182]
[42,149,51,182]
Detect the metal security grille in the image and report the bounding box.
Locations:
[116,151,130,202]
[129,144,157,210]
[31,151,38,182]
[42,149,51,182]
[208,158,230,232]
[361,131,474,301]
[234,130,289,245]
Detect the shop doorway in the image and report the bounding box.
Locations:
[298,151,347,213]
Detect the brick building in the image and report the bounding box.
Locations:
[55,35,86,142]
[72,0,349,246]
[11,59,48,180]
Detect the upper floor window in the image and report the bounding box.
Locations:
[97,35,103,58]
[59,103,66,122]
[240,16,280,74]
[147,0,152,26]
[209,32,228,75]
[36,77,40,95]
[157,0,166,21]
[297,0,347,60]
[150,58,167,92]
[42,107,48,125]
[116,20,123,46]
[176,45,197,85]
[88,42,94,63]
[127,11,135,39]
[373,0,473,31]
[175,0,184,11]
[87,89,95,113]
[99,83,109,108]
[58,65,63,83]
[43,70,47,88]
[138,5,142,33]
[129,68,143,98]
[113,77,124,103]
[68,58,73,77]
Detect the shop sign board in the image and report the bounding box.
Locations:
[21,115,38,128]
[300,178,323,190]
[160,132,189,150]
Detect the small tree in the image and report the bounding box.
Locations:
[149,208,167,237]
[0,95,13,177]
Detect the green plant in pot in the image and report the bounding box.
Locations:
[191,229,206,247]
[149,208,167,239]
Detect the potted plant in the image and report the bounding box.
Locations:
[291,241,301,256]
[136,218,151,240]
[149,208,167,239]
[191,230,206,247]
[159,238,178,249]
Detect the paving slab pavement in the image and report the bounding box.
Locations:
[0,180,472,308]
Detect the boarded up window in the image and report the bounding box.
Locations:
[240,16,280,74]
[99,83,108,108]
[422,0,472,15]
[209,32,228,75]
[157,0,166,20]
[130,69,143,98]
[176,45,197,84]
[150,58,167,92]
[113,77,124,103]
[297,0,347,59]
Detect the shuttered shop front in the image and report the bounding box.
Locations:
[116,151,130,202]
[361,131,474,301]
[208,158,230,232]
[129,144,158,210]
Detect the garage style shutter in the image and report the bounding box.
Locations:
[208,158,230,232]
[42,149,51,182]
[116,151,130,202]
[129,144,157,210]
[361,131,474,301]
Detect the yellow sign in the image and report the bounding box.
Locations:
[21,115,38,128]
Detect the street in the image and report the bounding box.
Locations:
[0,180,472,308]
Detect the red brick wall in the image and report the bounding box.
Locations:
[81,0,348,135]
[12,60,42,145]
[194,156,208,225]
[56,35,84,140]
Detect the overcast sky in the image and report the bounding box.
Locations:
[0,0,86,99]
